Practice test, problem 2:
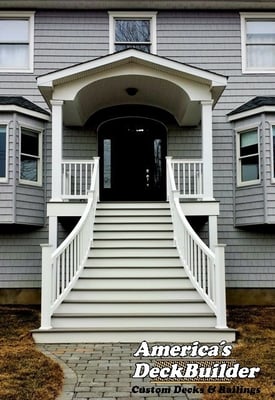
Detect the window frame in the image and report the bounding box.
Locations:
[19,125,42,186]
[236,125,261,187]
[0,124,8,183]
[0,11,34,73]
[241,12,275,74]
[108,11,157,54]
[271,123,275,184]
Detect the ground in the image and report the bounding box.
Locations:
[0,305,274,400]
[0,306,63,400]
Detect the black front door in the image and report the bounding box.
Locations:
[98,117,167,201]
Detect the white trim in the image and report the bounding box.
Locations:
[38,49,227,89]
[19,124,43,186]
[0,105,50,121]
[108,11,157,54]
[240,12,275,74]
[0,11,35,73]
[270,122,275,184]
[228,105,275,121]
[236,125,261,187]
[0,123,8,183]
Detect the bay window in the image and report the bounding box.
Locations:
[0,125,7,181]
[20,127,42,185]
[237,128,260,186]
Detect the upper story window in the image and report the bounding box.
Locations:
[109,12,157,54]
[237,128,260,186]
[20,127,42,185]
[0,125,7,182]
[241,13,275,73]
[0,12,34,73]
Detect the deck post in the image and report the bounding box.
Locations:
[50,100,64,202]
[201,100,214,200]
[214,244,228,329]
[40,244,53,329]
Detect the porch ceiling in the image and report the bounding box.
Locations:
[37,49,227,127]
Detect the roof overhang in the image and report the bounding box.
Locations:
[37,49,227,126]
[228,97,275,121]
[2,1,275,10]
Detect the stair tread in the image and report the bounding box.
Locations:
[53,312,215,317]
[63,299,204,304]
[34,327,235,332]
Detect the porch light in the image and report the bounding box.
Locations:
[126,87,138,96]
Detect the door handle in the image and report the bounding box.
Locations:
[146,169,150,187]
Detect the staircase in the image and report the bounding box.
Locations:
[33,202,235,343]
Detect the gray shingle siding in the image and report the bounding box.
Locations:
[0,9,274,290]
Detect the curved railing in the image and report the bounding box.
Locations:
[40,157,99,329]
[166,157,227,329]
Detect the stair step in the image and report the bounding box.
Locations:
[96,209,171,216]
[81,267,187,278]
[94,223,173,231]
[89,248,179,258]
[97,202,170,209]
[92,239,174,248]
[58,300,211,313]
[85,257,182,267]
[67,289,201,301]
[93,231,173,239]
[33,327,236,344]
[51,314,216,329]
[75,277,193,290]
[95,216,172,223]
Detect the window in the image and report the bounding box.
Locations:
[0,12,34,72]
[109,12,157,54]
[272,126,275,181]
[0,125,7,181]
[241,13,275,73]
[20,127,42,185]
[237,128,260,186]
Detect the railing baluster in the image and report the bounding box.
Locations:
[169,159,204,199]
[60,161,95,199]
[167,155,224,322]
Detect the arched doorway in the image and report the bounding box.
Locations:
[98,117,167,201]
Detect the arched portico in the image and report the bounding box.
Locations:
[37,49,227,202]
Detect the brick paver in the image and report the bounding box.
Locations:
[39,343,203,400]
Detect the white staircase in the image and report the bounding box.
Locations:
[33,202,235,343]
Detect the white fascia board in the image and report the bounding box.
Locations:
[3,1,275,10]
[228,106,275,122]
[37,49,227,91]
[0,105,50,121]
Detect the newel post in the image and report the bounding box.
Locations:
[214,244,227,329]
[40,244,53,329]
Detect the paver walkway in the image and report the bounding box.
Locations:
[39,343,203,400]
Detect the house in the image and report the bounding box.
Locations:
[0,0,274,343]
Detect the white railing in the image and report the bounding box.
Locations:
[166,157,227,329]
[40,157,100,329]
[170,159,203,198]
[61,160,95,199]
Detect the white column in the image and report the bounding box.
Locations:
[209,215,218,252]
[201,100,214,200]
[50,100,64,201]
[49,216,58,249]
[214,244,227,329]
